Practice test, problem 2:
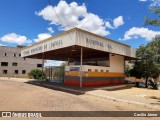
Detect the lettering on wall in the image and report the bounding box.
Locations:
[22,39,63,56]
[44,44,47,50]
[86,38,104,47]
[50,40,63,49]
[31,45,43,53]
[108,44,112,49]
[86,37,113,49]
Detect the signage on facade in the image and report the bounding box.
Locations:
[21,29,136,58]
[86,37,113,49]
[22,39,63,57]
[70,67,80,71]
[86,38,104,47]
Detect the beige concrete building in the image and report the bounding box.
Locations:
[0,46,43,77]
[21,28,137,87]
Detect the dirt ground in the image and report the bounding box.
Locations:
[112,87,160,98]
[0,78,159,120]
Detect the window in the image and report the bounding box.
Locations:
[95,69,98,72]
[37,64,42,67]
[3,53,7,56]
[12,62,17,66]
[14,70,18,74]
[101,70,104,72]
[1,62,8,66]
[3,70,7,74]
[13,53,16,57]
[88,69,91,72]
[22,70,26,74]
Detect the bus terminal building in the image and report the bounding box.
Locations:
[21,28,136,87]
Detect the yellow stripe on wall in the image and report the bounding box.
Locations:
[88,72,124,77]
[66,71,124,77]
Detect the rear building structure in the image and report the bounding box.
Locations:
[0,46,43,77]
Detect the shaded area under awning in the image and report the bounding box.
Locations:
[25,45,136,61]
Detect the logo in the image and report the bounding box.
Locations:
[2,112,11,117]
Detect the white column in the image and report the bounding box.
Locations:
[42,53,44,82]
[80,47,83,88]
[68,58,70,66]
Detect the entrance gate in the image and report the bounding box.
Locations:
[45,66,65,83]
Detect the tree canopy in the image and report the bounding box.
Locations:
[130,35,160,88]
[144,8,160,26]
[131,7,160,88]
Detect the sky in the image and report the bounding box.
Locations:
[0,0,160,66]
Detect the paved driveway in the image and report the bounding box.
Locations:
[0,79,159,120]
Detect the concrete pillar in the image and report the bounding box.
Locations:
[80,47,83,88]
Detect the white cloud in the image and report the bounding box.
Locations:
[105,16,124,29]
[77,13,110,36]
[150,0,160,6]
[0,33,32,45]
[34,33,52,42]
[119,27,160,41]
[44,60,64,67]
[47,27,54,33]
[139,0,160,6]
[105,21,114,29]
[36,1,87,30]
[36,0,110,36]
[0,44,6,46]
[113,16,124,29]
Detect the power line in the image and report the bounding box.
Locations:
[47,0,65,27]
[47,0,76,44]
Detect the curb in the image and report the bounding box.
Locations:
[45,84,85,94]
[26,81,160,110]
[27,81,85,94]
[86,92,160,110]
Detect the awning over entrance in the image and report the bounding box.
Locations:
[21,28,137,87]
[26,45,111,62]
[21,28,137,60]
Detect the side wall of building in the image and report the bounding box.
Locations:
[109,54,124,73]
[0,46,43,77]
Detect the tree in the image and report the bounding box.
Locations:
[28,69,46,79]
[130,36,160,88]
[144,8,160,26]
[125,64,132,77]
[129,60,145,79]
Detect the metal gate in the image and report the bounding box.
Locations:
[45,66,65,83]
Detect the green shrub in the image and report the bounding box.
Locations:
[28,69,45,80]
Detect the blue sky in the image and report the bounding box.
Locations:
[0,0,160,49]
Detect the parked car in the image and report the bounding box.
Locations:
[139,82,152,88]
[139,82,145,88]
[125,80,135,84]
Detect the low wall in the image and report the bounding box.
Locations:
[64,71,125,87]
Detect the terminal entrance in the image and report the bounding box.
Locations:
[45,66,65,83]
[21,28,136,87]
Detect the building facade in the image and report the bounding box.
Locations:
[21,28,137,87]
[0,46,43,77]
